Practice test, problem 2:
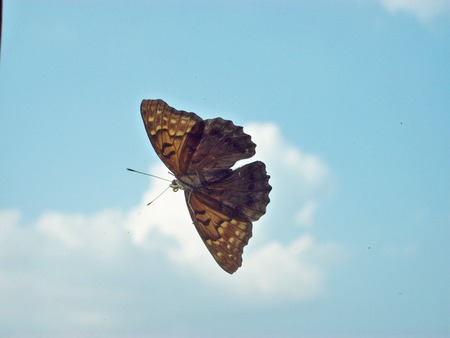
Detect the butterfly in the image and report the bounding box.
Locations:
[140,99,272,274]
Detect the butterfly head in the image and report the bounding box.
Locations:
[170,179,185,192]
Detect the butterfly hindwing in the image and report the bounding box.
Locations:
[188,118,256,174]
[201,161,271,222]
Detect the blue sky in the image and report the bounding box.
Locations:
[1,0,449,337]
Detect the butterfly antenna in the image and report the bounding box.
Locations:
[147,185,172,206]
[126,168,172,183]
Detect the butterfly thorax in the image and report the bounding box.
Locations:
[170,173,204,192]
[170,173,203,193]
[172,168,232,193]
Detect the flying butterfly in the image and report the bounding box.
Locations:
[140,99,271,274]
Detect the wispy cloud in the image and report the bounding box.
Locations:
[295,200,319,228]
[380,0,450,21]
[127,122,342,300]
[0,122,344,332]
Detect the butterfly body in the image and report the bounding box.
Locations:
[141,99,271,274]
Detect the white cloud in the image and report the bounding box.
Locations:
[120,121,341,300]
[295,200,319,228]
[0,122,344,331]
[244,123,332,199]
[380,0,450,21]
[36,209,128,258]
[229,235,344,301]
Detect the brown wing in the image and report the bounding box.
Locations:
[179,116,260,188]
[184,161,271,274]
[202,161,271,222]
[140,99,204,177]
[188,117,256,175]
[185,190,253,274]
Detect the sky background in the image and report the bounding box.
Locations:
[1,0,449,337]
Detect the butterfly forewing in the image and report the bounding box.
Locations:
[141,99,204,176]
[186,191,253,274]
[140,99,272,274]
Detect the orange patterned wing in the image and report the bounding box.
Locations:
[185,190,253,274]
[140,99,204,177]
[184,161,271,273]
